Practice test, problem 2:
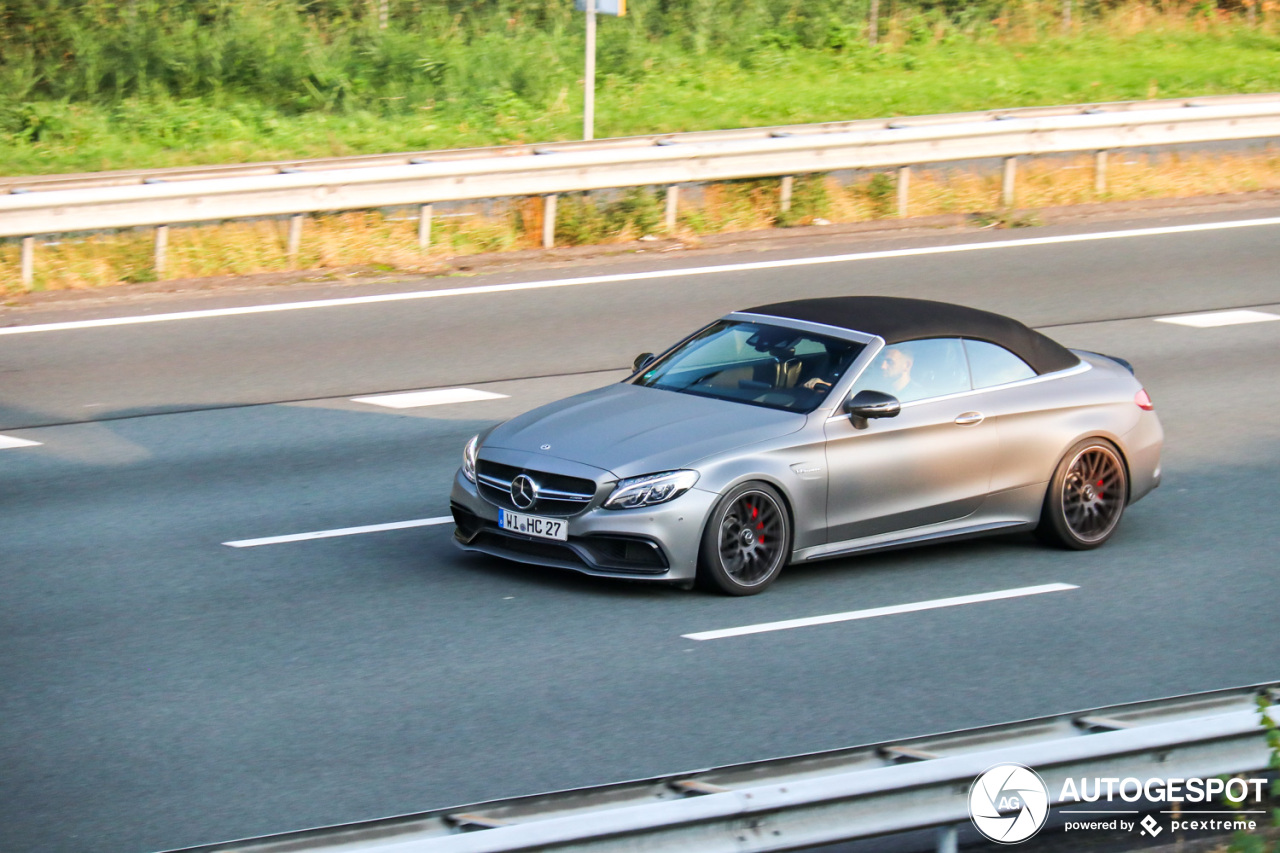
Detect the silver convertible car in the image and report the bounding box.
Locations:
[450,296,1162,595]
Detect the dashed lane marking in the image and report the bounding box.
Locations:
[682,583,1079,641]
[351,388,509,408]
[0,434,41,450]
[1154,309,1280,328]
[224,516,452,548]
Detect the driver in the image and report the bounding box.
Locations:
[805,346,913,394]
[872,346,913,394]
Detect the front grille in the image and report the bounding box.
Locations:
[476,460,598,517]
[468,529,669,575]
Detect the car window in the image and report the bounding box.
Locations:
[633,320,865,412]
[666,322,756,371]
[964,339,1036,388]
[849,338,970,403]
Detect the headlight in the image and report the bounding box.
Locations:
[462,435,479,483]
[604,470,699,510]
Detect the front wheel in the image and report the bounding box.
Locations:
[697,482,792,595]
[1036,439,1128,550]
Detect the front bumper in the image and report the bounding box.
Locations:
[449,469,714,583]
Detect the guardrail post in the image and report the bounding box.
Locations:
[665,186,679,233]
[418,204,433,250]
[897,166,911,217]
[1002,156,1018,207]
[779,177,794,213]
[1095,150,1109,194]
[936,825,959,853]
[543,194,557,248]
[20,236,34,288]
[154,225,168,279]
[287,214,304,260]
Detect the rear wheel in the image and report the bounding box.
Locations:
[1036,439,1127,549]
[697,482,791,595]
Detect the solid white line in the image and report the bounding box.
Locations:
[682,582,1079,641]
[1154,309,1280,327]
[223,516,452,547]
[0,434,42,449]
[351,388,509,408]
[3,217,1280,336]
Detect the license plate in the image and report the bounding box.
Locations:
[499,509,568,541]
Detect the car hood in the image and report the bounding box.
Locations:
[481,383,807,478]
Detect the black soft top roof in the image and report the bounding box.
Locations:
[743,296,1080,375]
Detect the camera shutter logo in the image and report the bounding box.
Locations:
[968,763,1050,844]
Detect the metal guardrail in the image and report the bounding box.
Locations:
[163,683,1278,853]
[3,95,1280,286]
[4,93,1277,195]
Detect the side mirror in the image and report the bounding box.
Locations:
[633,352,656,372]
[844,390,901,425]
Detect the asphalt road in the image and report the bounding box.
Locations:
[2,208,1278,853]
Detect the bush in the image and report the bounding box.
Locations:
[554,188,664,244]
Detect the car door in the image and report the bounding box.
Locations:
[822,338,1001,543]
[961,338,1069,495]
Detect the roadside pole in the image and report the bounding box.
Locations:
[584,0,596,140]
[577,0,624,141]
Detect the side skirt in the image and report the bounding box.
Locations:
[795,518,1035,563]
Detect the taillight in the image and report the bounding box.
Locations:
[1135,389,1154,411]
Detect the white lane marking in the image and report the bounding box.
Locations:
[3,217,1280,336]
[682,582,1079,641]
[223,516,452,548]
[352,388,509,409]
[0,434,42,449]
[1154,309,1280,327]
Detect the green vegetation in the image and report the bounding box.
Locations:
[2,0,1279,175]
[1227,695,1280,852]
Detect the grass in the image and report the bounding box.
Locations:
[5,148,1279,294]
[2,4,1280,175]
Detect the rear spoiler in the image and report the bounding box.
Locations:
[1077,350,1135,375]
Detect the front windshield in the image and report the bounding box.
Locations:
[632,320,866,412]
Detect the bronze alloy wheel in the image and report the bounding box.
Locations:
[698,482,791,595]
[1037,439,1128,550]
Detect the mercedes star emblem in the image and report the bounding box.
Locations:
[510,474,539,510]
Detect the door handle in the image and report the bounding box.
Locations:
[954,411,985,426]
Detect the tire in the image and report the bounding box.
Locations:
[1035,438,1128,550]
[697,482,792,595]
